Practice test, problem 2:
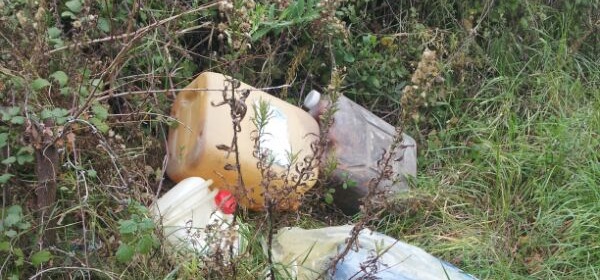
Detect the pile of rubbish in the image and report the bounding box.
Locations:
[149,72,476,279]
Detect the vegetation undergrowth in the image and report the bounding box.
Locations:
[1,0,598,279]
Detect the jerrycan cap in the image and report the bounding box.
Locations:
[303,90,321,110]
[214,190,237,214]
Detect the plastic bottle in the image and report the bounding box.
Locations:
[166,72,320,211]
[303,90,417,214]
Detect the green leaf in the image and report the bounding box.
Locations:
[251,26,273,42]
[368,76,381,88]
[61,11,76,19]
[90,78,104,89]
[0,241,10,252]
[32,78,51,91]
[60,86,71,95]
[136,235,154,254]
[14,248,24,266]
[53,108,69,117]
[16,151,31,163]
[5,229,17,238]
[79,86,89,97]
[0,173,13,184]
[116,243,134,262]
[92,104,109,120]
[87,169,97,178]
[343,52,355,63]
[17,221,31,230]
[0,133,8,148]
[2,156,16,165]
[65,0,83,13]
[347,179,357,188]
[118,219,138,234]
[98,17,110,32]
[40,109,52,119]
[7,107,20,116]
[4,211,21,227]
[324,192,334,204]
[7,205,22,215]
[16,146,34,165]
[10,116,25,125]
[89,117,109,133]
[50,38,65,48]
[31,250,52,266]
[138,218,155,231]
[47,27,61,38]
[50,71,69,87]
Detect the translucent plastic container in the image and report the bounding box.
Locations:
[150,177,242,257]
[304,90,417,214]
[166,72,320,211]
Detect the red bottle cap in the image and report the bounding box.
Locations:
[214,190,237,214]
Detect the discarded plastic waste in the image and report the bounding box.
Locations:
[271,225,477,280]
[150,177,242,257]
[215,189,237,215]
[166,72,320,211]
[304,90,417,214]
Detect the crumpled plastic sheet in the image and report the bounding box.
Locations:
[272,225,478,280]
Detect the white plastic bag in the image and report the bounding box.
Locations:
[272,225,477,280]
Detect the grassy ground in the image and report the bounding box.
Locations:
[1,0,598,279]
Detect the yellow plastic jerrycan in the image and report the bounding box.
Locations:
[166,72,320,211]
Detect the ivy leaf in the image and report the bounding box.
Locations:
[41,109,53,119]
[118,219,137,234]
[2,156,16,165]
[14,248,24,266]
[98,17,110,32]
[32,78,51,91]
[60,86,71,96]
[87,169,97,178]
[347,179,357,188]
[89,117,109,133]
[324,192,334,204]
[17,146,34,165]
[7,205,22,215]
[31,250,52,266]
[78,86,89,97]
[50,71,69,87]
[61,11,76,19]
[10,116,25,125]
[90,79,104,90]
[116,243,134,263]
[136,235,154,254]
[5,229,17,238]
[138,218,155,231]
[343,52,355,63]
[92,104,109,120]
[17,221,31,230]
[0,241,10,252]
[47,27,61,39]
[65,0,83,13]
[50,38,65,48]
[0,173,13,184]
[0,133,8,148]
[7,107,20,116]
[368,76,381,88]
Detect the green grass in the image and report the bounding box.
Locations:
[381,17,600,278]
